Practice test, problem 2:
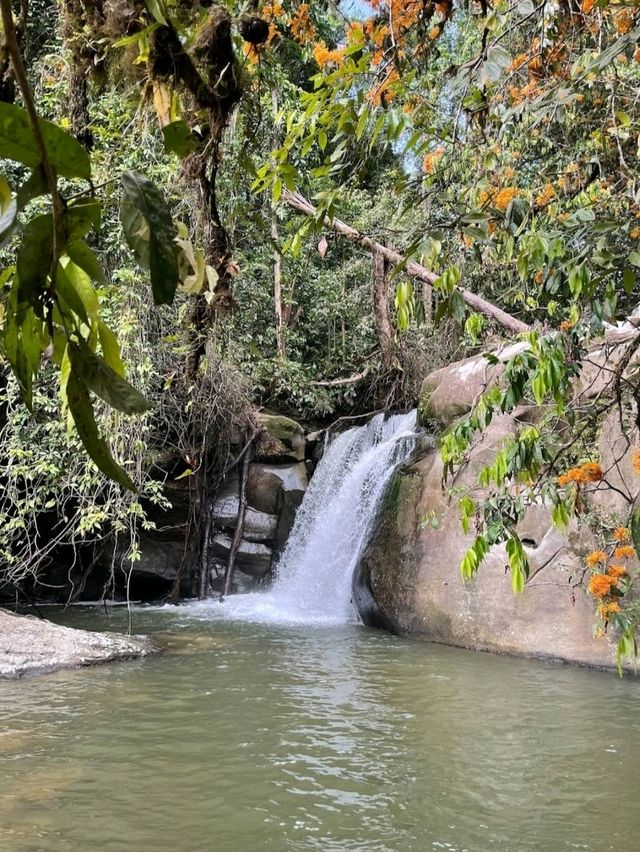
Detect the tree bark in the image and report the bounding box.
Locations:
[271,89,286,360]
[220,435,253,600]
[282,190,530,336]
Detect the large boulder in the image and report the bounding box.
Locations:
[0,609,156,679]
[419,342,528,426]
[355,412,619,669]
[254,413,306,462]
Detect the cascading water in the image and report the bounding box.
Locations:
[207,411,419,626]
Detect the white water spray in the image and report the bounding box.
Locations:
[200,411,419,626]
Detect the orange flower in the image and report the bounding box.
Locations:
[598,601,621,618]
[559,320,574,332]
[608,564,627,579]
[312,41,343,68]
[528,55,543,76]
[535,183,556,208]
[588,573,615,598]
[632,449,640,474]
[494,187,521,211]
[631,228,640,239]
[586,550,607,567]
[614,545,635,560]
[582,462,603,482]
[582,0,596,13]
[615,10,633,35]
[423,146,445,174]
[614,527,630,542]
[428,26,441,41]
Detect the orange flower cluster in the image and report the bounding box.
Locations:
[582,0,596,13]
[535,183,556,208]
[615,10,634,35]
[614,527,630,542]
[423,146,445,174]
[598,601,621,618]
[479,186,522,212]
[588,573,616,597]
[312,41,344,68]
[559,320,574,332]
[615,545,636,561]
[609,564,628,579]
[632,449,640,474]
[290,3,316,44]
[557,462,603,487]
[367,69,400,106]
[586,550,607,567]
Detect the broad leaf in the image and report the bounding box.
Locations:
[66,371,136,491]
[68,340,149,414]
[0,102,91,179]
[161,120,197,157]
[120,170,179,305]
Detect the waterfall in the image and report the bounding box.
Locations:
[203,411,419,626]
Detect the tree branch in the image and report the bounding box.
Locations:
[282,189,530,336]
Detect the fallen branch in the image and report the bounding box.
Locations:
[309,365,371,387]
[282,190,530,336]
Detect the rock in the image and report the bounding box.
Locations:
[419,341,529,426]
[247,462,309,515]
[0,608,157,679]
[255,413,306,462]
[211,534,273,578]
[210,494,278,542]
[355,413,619,669]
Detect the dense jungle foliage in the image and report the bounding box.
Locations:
[1,0,640,661]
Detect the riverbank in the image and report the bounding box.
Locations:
[0,608,157,679]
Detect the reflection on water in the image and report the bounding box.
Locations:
[1,607,640,851]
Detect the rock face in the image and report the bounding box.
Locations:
[419,341,529,426]
[108,416,312,599]
[356,340,640,670]
[0,608,156,679]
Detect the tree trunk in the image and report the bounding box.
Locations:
[282,190,530,336]
[220,436,253,600]
[271,89,286,359]
[372,248,395,370]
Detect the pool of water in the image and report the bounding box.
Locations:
[1,605,639,851]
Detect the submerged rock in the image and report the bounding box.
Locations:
[0,609,157,679]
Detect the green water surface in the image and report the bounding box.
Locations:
[1,606,639,852]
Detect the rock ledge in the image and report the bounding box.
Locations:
[0,608,157,679]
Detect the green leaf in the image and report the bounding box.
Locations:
[0,102,91,179]
[16,213,52,304]
[622,268,635,294]
[144,0,168,25]
[97,320,125,378]
[0,175,17,244]
[120,170,179,305]
[66,371,136,491]
[161,120,197,158]
[68,340,149,414]
[629,251,640,269]
[66,240,106,284]
[16,165,48,210]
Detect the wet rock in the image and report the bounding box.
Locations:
[211,534,273,578]
[247,462,308,516]
[0,608,157,679]
[210,494,278,542]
